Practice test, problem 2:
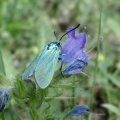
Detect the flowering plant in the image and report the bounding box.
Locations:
[61,27,88,75]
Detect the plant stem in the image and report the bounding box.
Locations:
[1,112,5,120]
[0,48,6,75]
[0,37,6,120]
[9,103,14,120]
[72,76,75,107]
[89,8,103,107]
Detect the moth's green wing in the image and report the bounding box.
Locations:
[35,48,60,89]
[22,47,47,80]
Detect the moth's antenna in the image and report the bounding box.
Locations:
[54,31,58,40]
[59,24,80,41]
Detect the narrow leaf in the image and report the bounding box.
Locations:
[0,48,6,75]
[102,103,120,116]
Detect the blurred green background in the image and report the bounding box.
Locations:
[0,0,120,120]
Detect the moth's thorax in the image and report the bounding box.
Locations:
[47,41,61,50]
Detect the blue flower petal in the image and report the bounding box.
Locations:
[62,50,88,75]
[0,89,9,112]
[61,26,88,75]
[67,105,89,116]
[62,59,88,75]
[61,27,87,63]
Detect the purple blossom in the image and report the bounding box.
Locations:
[0,89,9,112]
[67,105,89,117]
[61,27,88,75]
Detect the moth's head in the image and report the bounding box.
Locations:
[47,41,61,50]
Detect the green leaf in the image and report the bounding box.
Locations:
[99,65,120,89]
[0,49,6,75]
[102,103,120,116]
[29,108,40,120]
[14,79,27,99]
[0,74,11,88]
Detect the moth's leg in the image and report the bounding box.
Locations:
[60,61,64,77]
[58,57,64,77]
[58,57,62,61]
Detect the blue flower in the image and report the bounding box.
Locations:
[67,105,89,117]
[61,27,88,75]
[0,89,9,112]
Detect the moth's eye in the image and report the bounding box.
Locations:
[57,42,60,46]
